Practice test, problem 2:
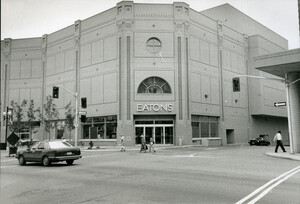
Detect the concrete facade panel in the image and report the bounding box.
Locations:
[104,72,118,103]
[31,59,42,78]
[189,9,217,32]
[103,35,117,61]
[10,61,21,79]
[91,75,104,104]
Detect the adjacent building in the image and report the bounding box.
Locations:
[1,1,289,147]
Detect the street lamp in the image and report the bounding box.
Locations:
[2,107,13,149]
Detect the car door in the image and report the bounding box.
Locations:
[31,142,45,162]
[23,142,40,162]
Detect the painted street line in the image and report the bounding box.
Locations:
[236,165,300,204]
[248,167,300,204]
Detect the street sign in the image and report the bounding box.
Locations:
[78,111,87,115]
[7,132,20,146]
[274,102,286,107]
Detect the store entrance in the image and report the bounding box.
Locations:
[135,120,174,145]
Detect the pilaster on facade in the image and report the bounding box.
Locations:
[116,1,134,141]
[217,21,225,122]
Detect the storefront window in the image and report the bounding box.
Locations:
[211,123,218,137]
[192,122,200,138]
[83,124,92,139]
[82,115,117,140]
[192,116,219,138]
[201,122,209,138]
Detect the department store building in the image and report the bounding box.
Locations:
[1,1,290,147]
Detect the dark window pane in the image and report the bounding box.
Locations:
[83,125,92,139]
[211,123,218,137]
[106,123,117,139]
[135,120,154,124]
[192,122,199,138]
[201,122,209,138]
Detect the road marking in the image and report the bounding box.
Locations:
[236,165,300,204]
[248,167,300,204]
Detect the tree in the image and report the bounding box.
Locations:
[26,100,41,139]
[41,95,59,140]
[10,99,27,136]
[64,102,75,140]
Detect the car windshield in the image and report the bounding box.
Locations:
[48,141,73,149]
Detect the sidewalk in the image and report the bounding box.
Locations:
[266,152,300,161]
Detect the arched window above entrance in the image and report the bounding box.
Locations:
[137,77,171,94]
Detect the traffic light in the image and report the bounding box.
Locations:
[81,97,87,108]
[232,77,240,92]
[53,86,59,98]
[81,115,87,123]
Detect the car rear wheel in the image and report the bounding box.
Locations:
[66,160,74,165]
[42,156,51,166]
[18,155,26,165]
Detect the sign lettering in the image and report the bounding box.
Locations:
[137,104,173,112]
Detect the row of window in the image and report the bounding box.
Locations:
[13,115,219,140]
[192,116,219,138]
[82,116,117,140]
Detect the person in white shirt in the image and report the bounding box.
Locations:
[273,131,286,153]
[120,134,125,152]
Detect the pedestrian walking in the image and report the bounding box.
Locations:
[120,134,125,151]
[140,134,147,153]
[273,131,286,153]
[149,137,156,153]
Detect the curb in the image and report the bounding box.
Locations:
[266,152,300,161]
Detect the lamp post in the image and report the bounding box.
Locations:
[2,107,13,149]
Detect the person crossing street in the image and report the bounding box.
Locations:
[273,131,286,153]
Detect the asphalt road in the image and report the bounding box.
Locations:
[1,145,300,204]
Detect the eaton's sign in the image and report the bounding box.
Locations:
[137,104,174,112]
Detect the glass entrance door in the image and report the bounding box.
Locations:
[135,121,174,145]
[165,126,173,144]
[155,127,163,144]
[145,127,153,144]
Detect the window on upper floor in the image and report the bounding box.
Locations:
[137,77,171,94]
[146,37,162,54]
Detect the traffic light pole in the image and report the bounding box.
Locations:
[54,85,79,147]
[74,92,78,147]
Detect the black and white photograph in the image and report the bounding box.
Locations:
[1,0,300,203]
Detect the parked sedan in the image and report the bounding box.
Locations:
[249,137,270,146]
[16,140,82,166]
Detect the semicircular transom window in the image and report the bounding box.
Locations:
[138,77,171,94]
[146,37,162,53]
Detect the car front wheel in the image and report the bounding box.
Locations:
[18,155,26,165]
[66,160,74,165]
[42,156,51,166]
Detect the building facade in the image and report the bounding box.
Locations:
[1,1,289,147]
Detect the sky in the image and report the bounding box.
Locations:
[1,0,299,49]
